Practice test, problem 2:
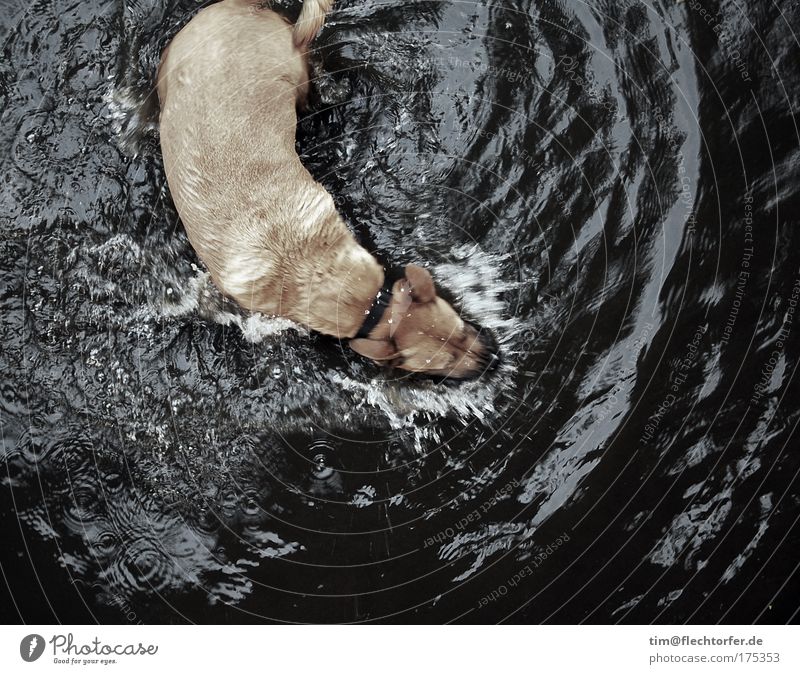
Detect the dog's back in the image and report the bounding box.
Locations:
[158,0,334,306]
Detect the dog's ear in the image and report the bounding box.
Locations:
[389,279,414,337]
[405,264,436,303]
[350,338,397,361]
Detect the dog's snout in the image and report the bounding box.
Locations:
[474,328,501,372]
[456,322,500,378]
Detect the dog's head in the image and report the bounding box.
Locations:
[349,264,498,380]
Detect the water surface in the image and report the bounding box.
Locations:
[1,0,799,623]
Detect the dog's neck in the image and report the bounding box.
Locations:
[282,231,385,339]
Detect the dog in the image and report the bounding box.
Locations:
[157,0,497,379]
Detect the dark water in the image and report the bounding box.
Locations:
[1,0,799,623]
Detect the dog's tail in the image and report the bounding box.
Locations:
[293,0,334,48]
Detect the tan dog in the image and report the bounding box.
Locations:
[157,0,496,379]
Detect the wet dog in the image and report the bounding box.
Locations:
[157,0,496,379]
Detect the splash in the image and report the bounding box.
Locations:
[154,243,523,444]
[105,85,159,157]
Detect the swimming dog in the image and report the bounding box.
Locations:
[157,0,496,379]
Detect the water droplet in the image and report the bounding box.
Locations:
[311,453,334,480]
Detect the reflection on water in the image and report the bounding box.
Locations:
[1,0,799,622]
